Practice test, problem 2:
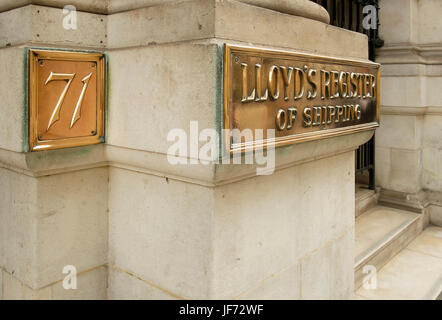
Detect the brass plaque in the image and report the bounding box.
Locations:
[224,44,380,153]
[28,49,105,151]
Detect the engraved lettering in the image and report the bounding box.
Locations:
[303,107,312,127]
[276,108,286,131]
[241,63,255,102]
[294,67,305,100]
[320,70,331,99]
[280,66,293,101]
[287,107,297,130]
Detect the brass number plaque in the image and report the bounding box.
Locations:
[28,49,105,151]
[224,44,380,153]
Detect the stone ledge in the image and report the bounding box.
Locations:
[0,1,366,60]
[0,131,374,186]
[378,188,437,214]
[377,44,442,65]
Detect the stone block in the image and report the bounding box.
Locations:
[0,5,106,49]
[425,78,442,107]
[376,114,423,150]
[211,151,354,298]
[0,167,108,289]
[0,47,26,152]
[108,167,213,299]
[379,0,413,45]
[424,115,442,149]
[300,230,354,300]
[422,147,442,191]
[2,271,51,300]
[417,0,442,44]
[0,168,38,287]
[429,205,442,227]
[107,0,215,48]
[106,43,219,154]
[390,148,422,193]
[215,0,368,60]
[34,167,108,288]
[108,266,177,300]
[381,76,424,107]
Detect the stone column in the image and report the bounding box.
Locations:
[0,0,373,299]
[376,0,442,224]
[105,0,371,300]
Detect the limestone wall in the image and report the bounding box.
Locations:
[0,0,372,299]
[377,0,442,224]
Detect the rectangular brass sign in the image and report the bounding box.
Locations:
[224,44,380,153]
[28,49,105,151]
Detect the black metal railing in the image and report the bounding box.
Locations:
[311,0,383,190]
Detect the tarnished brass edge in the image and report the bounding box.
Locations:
[29,50,37,152]
[376,67,381,124]
[223,43,232,156]
[28,49,105,152]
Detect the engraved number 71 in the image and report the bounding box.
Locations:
[45,71,93,132]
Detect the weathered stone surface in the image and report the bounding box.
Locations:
[211,152,355,298]
[0,5,106,49]
[356,234,442,300]
[51,266,107,300]
[107,43,218,154]
[2,271,51,300]
[0,47,25,152]
[300,230,354,299]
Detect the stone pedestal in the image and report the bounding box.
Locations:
[0,0,373,299]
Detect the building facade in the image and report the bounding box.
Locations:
[0,0,441,300]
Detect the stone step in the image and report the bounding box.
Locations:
[354,206,422,290]
[355,184,378,218]
[356,226,442,300]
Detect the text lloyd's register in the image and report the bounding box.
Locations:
[223,44,380,153]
